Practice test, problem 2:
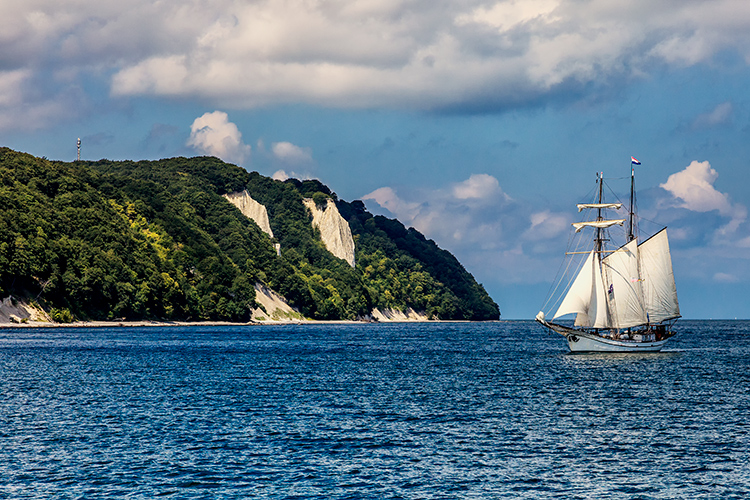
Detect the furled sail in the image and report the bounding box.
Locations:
[572,219,626,233]
[638,229,680,322]
[602,239,647,328]
[577,203,623,212]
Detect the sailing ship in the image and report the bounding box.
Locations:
[536,159,680,352]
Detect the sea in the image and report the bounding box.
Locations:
[0,320,747,499]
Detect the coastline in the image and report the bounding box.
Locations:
[0,318,442,328]
[0,294,443,328]
[0,317,504,328]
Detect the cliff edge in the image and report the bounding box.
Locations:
[224,190,274,238]
[303,198,355,267]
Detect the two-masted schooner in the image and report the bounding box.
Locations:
[536,158,680,352]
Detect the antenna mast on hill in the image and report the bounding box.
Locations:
[77,138,81,161]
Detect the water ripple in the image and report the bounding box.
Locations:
[0,321,748,498]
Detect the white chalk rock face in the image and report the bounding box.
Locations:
[251,283,303,322]
[370,308,429,322]
[303,198,355,267]
[224,190,274,238]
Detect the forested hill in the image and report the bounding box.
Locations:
[0,148,500,322]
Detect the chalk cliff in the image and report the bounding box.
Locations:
[251,284,304,322]
[0,296,51,324]
[370,308,429,322]
[303,198,355,267]
[224,190,274,238]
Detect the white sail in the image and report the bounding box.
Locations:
[537,168,680,353]
[638,229,680,322]
[552,250,609,328]
[553,250,595,324]
[577,203,622,212]
[602,239,647,328]
[572,219,626,233]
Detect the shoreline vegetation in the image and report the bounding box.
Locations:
[0,316,500,328]
[0,293,438,328]
[0,319,428,328]
[0,148,499,323]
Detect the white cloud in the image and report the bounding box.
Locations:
[692,102,733,129]
[270,168,316,181]
[456,0,560,31]
[658,160,749,246]
[714,272,739,283]
[186,111,251,165]
[271,142,313,165]
[363,175,509,242]
[523,210,569,241]
[272,170,289,181]
[362,174,561,284]
[452,173,505,200]
[362,186,422,221]
[0,70,27,108]
[660,160,731,214]
[0,69,77,131]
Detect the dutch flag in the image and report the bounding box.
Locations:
[631,156,641,165]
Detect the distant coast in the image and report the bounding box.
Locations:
[0,293,433,328]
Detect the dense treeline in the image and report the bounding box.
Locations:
[0,148,499,321]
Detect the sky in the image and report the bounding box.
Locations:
[3,0,750,319]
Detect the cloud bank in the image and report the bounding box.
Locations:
[363,173,564,283]
[109,0,750,110]
[5,1,750,129]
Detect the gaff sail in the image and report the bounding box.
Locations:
[638,229,680,323]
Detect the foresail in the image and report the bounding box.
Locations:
[577,203,623,212]
[638,229,680,322]
[572,219,626,233]
[602,239,647,328]
[553,250,595,325]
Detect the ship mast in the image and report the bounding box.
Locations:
[596,172,604,256]
[628,166,635,242]
[596,171,612,330]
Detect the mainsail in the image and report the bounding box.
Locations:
[638,229,680,322]
[602,239,647,328]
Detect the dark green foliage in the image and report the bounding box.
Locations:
[0,148,499,322]
[337,200,500,320]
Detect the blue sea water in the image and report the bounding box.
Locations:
[0,321,748,499]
